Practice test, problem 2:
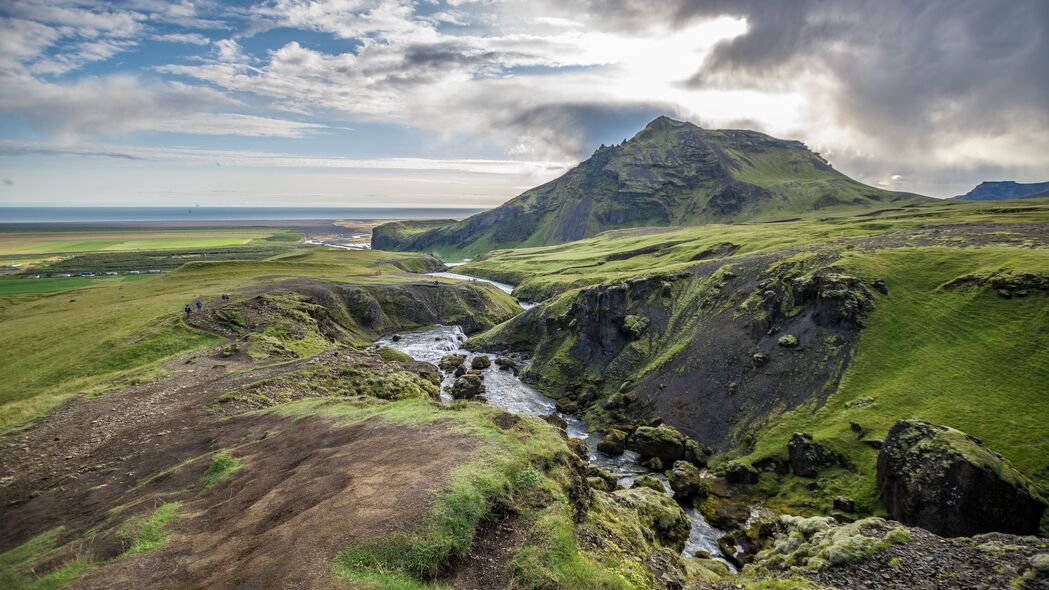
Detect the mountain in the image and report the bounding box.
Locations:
[952,180,1049,201]
[373,116,930,257]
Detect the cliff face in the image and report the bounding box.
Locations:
[373,116,928,257]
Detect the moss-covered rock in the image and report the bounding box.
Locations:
[449,374,485,399]
[777,334,799,348]
[632,475,666,493]
[877,419,1047,536]
[438,353,466,371]
[630,424,685,462]
[724,460,759,485]
[787,432,847,478]
[607,488,691,551]
[622,314,650,340]
[752,516,910,572]
[596,429,627,455]
[669,460,707,501]
[469,355,492,370]
[375,346,413,363]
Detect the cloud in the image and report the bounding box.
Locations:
[154,32,211,46]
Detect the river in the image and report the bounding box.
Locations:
[376,324,729,564]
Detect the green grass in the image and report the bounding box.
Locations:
[201,451,241,490]
[0,248,448,431]
[119,502,181,555]
[743,246,1049,515]
[457,200,1049,300]
[0,274,153,296]
[0,528,96,590]
[0,228,295,256]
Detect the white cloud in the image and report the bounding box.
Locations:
[154,32,211,46]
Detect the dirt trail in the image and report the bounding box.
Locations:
[0,323,480,589]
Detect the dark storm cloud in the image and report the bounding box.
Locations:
[644,1,1048,156]
[500,101,674,157]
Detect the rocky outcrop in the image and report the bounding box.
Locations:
[788,432,847,478]
[876,419,1046,536]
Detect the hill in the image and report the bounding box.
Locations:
[464,200,1049,528]
[373,116,930,258]
[952,180,1049,200]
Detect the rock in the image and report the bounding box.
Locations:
[863,439,883,450]
[752,352,770,366]
[494,356,516,371]
[777,334,799,348]
[723,460,759,485]
[876,419,1046,536]
[622,314,650,340]
[449,374,484,399]
[470,355,491,369]
[833,496,856,513]
[453,364,467,377]
[717,531,754,568]
[630,424,685,462]
[682,438,710,468]
[555,396,579,414]
[753,457,789,475]
[596,429,627,455]
[669,461,707,501]
[632,475,665,493]
[618,380,633,393]
[588,465,620,491]
[391,334,402,342]
[850,421,865,438]
[872,278,889,294]
[611,488,691,550]
[788,432,847,477]
[438,353,465,372]
[642,457,664,471]
[542,412,568,430]
[587,476,616,492]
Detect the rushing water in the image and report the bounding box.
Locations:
[375,324,730,564]
[426,271,536,309]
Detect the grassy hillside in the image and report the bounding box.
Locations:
[0,248,517,431]
[373,116,929,259]
[463,201,1049,522]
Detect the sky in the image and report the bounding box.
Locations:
[0,0,1047,207]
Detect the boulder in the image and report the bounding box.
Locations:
[669,461,707,501]
[542,412,568,430]
[630,424,685,463]
[596,429,627,455]
[682,438,710,468]
[453,364,467,377]
[470,355,492,369]
[724,460,759,485]
[610,488,691,550]
[788,432,847,477]
[449,374,484,399]
[876,419,1046,536]
[752,352,770,366]
[588,465,620,491]
[833,496,856,513]
[642,457,664,471]
[494,356,516,371]
[622,314,650,340]
[777,334,799,348]
[632,475,666,493]
[438,353,466,372]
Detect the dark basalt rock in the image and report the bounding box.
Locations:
[876,419,1046,537]
[788,432,847,478]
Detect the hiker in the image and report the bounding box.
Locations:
[184,304,192,318]
[195,299,203,312]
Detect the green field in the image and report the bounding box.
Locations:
[0,228,297,256]
[0,274,154,296]
[0,248,445,430]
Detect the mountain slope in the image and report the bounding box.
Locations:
[952,180,1049,200]
[373,116,930,258]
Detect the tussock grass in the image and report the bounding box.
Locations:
[201,451,241,490]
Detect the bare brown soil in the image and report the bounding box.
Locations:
[437,512,528,590]
[0,337,478,589]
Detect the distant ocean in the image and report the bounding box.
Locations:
[0,207,486,223]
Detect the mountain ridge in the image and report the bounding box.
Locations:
[951,180,1049,201]
[373,116,931,257]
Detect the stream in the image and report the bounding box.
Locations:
[376,323,730,565]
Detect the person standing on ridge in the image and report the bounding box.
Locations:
[195,299,203,313]
[184,304,192,319]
